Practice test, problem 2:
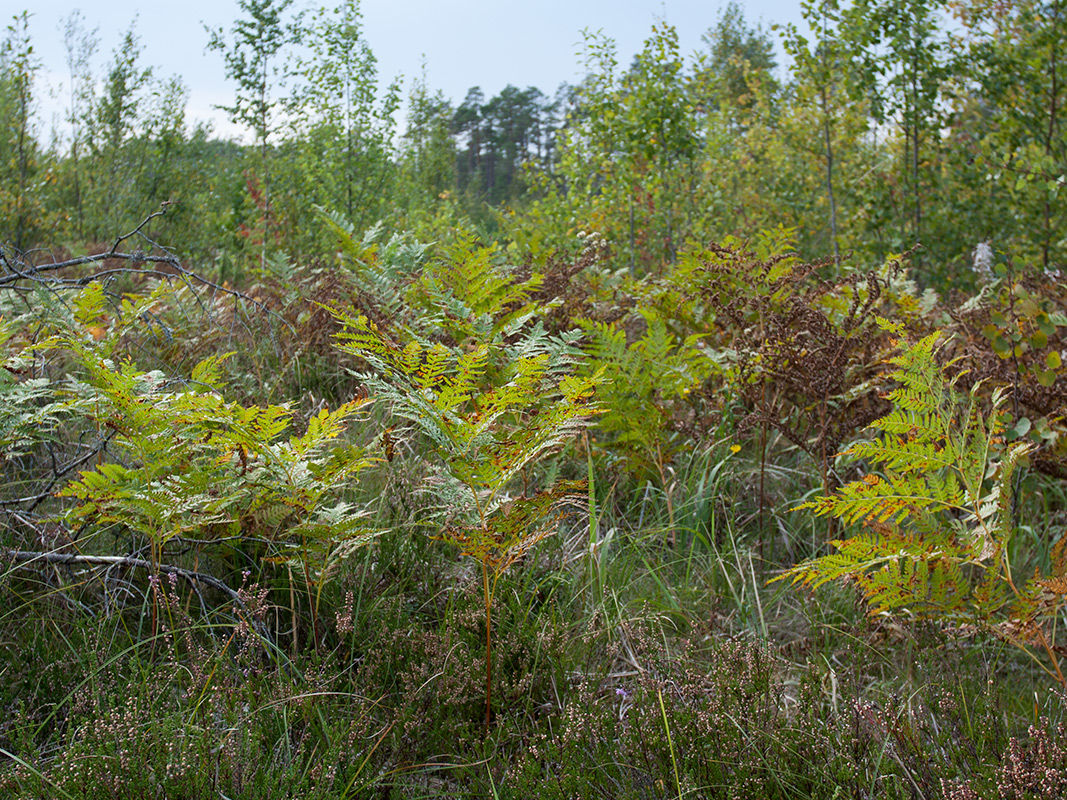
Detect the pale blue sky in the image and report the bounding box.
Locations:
[13,0,805,142]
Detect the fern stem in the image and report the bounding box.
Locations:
[288,565,299,658]
[758,379,768,561]
[1000,546,1066,688]
[482,560,493,731]
[1034,626,1066,687]
[656,441,676,547]
[301,546,321,652]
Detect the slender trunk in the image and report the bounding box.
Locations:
[15,88,28,251]
[820,85,840,265]
[260,63,270,270]
[261,129,270,270]
[302,553,321,652]
[73,141,83,241]
[629,193,636,277]
[665,196,673,266]
[289,565,299,658]
[758,378,768,563]
[912,124,921,243]
[1043,6,1059,269]
[68,59,84,241]
[661,147,674,266]
[346,132,354,221]
[911,48,922,246]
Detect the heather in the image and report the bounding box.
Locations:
[3,0,1067,796]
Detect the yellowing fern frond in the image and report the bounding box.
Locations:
[779,323,1063,685]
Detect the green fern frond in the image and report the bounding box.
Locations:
[781,324,1041,633]
[438,479,586,576]
[51,299,381,574]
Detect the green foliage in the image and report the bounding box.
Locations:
[399,67,456,212]
[543,23,702,272]
[0,318,65,465]
[206,0,294,147]
[9,0,1067,788]
[699,0,779,115]
[580,311,710,483]
[330,227,600,723]
[5,219,1067,796]
[658,234,906,499]
[330,242,598,543]
[279,0,401,256]
[779,320,1067,685]
[50,282,380,590]
[780,0,872,263]
[450,83,559,207]
[952,0,1067,270]
[952,267,1067,477]
[206,0,297,267]
[0,12,47,251]
[1,2,1062,285]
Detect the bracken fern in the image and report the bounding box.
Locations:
[47,283,381,649]
[777,319,1067,685]
[329,229,601,726]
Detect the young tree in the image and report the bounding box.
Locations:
[206,0,297,264]
[698,1,779,124]
[84,23,153,237]
[781,0,869,264]
[844,0,951,260]
[400,66,456,209]
[552,24,699,273]
[291,0,400,235]
[0,12,43,251]
[954,0,1066,270]
[60,10,98,241]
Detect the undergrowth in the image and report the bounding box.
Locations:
[2,213,1067,798]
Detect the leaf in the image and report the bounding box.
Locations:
[991,335,1012,359]
[1009,417,1031,440]
[1036,313,1056,337]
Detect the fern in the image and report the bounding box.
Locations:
[332,308,596,502]
[46,285,382,647]
[578,310,710,536]
[778,319,1067,685]
[320,209,427,322]
[0,319,65,466]
[330,237,600,727]
[411,234,545,344]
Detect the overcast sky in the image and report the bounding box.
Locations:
[16,0,806,142]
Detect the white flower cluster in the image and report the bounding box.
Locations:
[577,229,607,257]
[973,240,994,282]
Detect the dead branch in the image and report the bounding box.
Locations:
[3,548,276,648]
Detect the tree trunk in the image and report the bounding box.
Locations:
[820,85,840,265]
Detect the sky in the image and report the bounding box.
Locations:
[13,0,807,143]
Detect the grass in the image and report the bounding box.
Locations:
[3,445,1066,799]
[3,252,1067,799]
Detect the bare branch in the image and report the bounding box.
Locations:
[4,548,277,647]
[0,204,294,336]
[0,432,117,511]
